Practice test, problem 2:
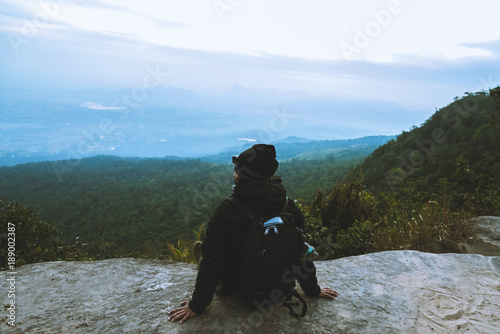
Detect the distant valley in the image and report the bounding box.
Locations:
[1,89,498,260]
[0,84,420,167]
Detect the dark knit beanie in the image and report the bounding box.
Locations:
[232,144,279,180]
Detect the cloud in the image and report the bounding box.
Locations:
[238,138,256,142]
[80,102,124,110]
[2,0,500,114]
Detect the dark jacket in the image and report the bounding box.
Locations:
[189,178,321,315]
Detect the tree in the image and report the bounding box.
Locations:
[1,198,62,269]
[318,172,377,233]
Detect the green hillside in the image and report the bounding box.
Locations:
[201,135,395,163]
[2,88,499,265]
[0,157,233,257]
[298,88,500,260]
[360,90,500,197]
[0,152,361,258]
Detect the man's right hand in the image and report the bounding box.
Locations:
[168,301,198,324]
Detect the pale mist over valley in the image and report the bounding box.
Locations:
[1,1,499,166]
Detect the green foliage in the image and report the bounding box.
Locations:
[334,220,376,257]
[490,87,500,112]
[279,156,365,201]
[166,239,195,263]
[166,224,205,263]
[359,90,500,209]
[372,198,472,253]
[202,136,395,164]
[1,88,498,263]
[302,169,477,259]
[448,157,500,216]
[192,223,206,242]
[299,201,329,251]
[0,198,62,268]
[58,239,93,262]
[300,172,379,259]
[313,171,377,233]
[0,157,233,258]
[0,152,363,259]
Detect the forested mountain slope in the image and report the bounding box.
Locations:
[3,89,498,260]
[0,152,362,256]
[359,90,500,194]
[202,135,395,163]
[0,157,233,256]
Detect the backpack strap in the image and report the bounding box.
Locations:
[283,289,308,317]
[227,196,308,318]
[226,196,290,226]
[225,197,258,223]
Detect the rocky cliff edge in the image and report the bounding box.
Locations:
[1,249,499,333]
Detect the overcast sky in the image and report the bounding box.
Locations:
[1,0,500,157]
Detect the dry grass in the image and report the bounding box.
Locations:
[166,223,205,263]
[373,200,472,252]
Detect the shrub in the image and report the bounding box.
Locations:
[316,171,377,233]
[1,198,62,269]
[166,223,205,263]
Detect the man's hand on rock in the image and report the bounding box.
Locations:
[168,301,198,324]
[318,287,338,300]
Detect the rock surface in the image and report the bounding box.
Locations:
[463,216,500,255]
[1,250,500,333]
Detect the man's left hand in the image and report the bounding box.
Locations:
[168,301,198,324]
[318,286,338,300]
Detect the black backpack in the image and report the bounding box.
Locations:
[227,196,308,317]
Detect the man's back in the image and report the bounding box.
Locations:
[168,144,337,324]
[190,178,320,314]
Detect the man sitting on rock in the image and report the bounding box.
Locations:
[168,144,338,324]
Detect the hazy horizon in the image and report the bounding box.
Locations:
[1,0,500,166]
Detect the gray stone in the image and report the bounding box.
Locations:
[463,216,500,255]
[1,251,499,333]
[418,216,500,256]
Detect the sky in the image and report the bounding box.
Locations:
[1,0,500,161]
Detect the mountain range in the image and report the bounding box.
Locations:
[0,84,422,167]
[1,88,498,257]
[200,135,396,164]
